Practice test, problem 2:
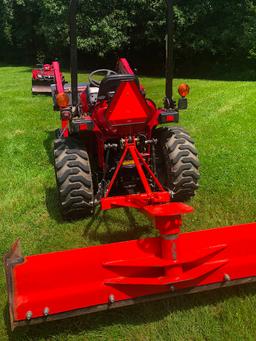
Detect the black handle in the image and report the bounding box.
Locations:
[69,0,78,107]
[165,0,175,109]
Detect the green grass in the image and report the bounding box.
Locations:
[1,66,256,340]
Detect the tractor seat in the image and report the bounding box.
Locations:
[98,74,140,99]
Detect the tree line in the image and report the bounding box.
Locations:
[1,0,256,74]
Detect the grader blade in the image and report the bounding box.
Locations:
[32,82,52,95]
[4,219,256,330]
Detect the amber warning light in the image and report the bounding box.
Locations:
[56,92,70,108]
[178,83,190,97]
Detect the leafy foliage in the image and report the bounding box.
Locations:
[1,0,256,65]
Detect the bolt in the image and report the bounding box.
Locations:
[43,307,49,316]
[26,311,32,320]
[224,273,231,282]
[109,294,115,304]
[170,285,175,292]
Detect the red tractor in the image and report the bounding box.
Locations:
[52,57,199,219]
[32,63,66,95]
[50,6,199,219]
[5,0,256,330]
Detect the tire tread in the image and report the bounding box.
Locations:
[54,138,94,219]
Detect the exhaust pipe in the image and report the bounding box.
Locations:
[69,0,78,107]
[165,0,175,109]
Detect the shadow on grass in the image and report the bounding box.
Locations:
[2,59,256,81]
[4,283,256,341]
[175,62,256,82]
[43,130,55,165]
[0,64,32,73]
[45,187,63,223]
[18,67,33,73]
[83,207,152,244]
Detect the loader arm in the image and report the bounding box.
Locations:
[52,61,64,94]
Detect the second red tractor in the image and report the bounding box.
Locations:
[32,63,66,95]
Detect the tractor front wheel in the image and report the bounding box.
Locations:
[53,137,94,219]
[154,126,200,202]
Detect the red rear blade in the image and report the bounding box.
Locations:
[4,222,256,329]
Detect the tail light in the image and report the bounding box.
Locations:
[159,109,179,123]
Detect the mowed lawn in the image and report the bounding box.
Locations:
[1,65,256,341]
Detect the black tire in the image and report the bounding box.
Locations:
[154,126,200,202]
[54,137,94,219]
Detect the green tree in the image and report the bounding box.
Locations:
[1,0,256,68]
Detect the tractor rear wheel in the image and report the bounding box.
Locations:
[54,137,94,219]
[154,126,200,202]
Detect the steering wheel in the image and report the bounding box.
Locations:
[88,69,117,87]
